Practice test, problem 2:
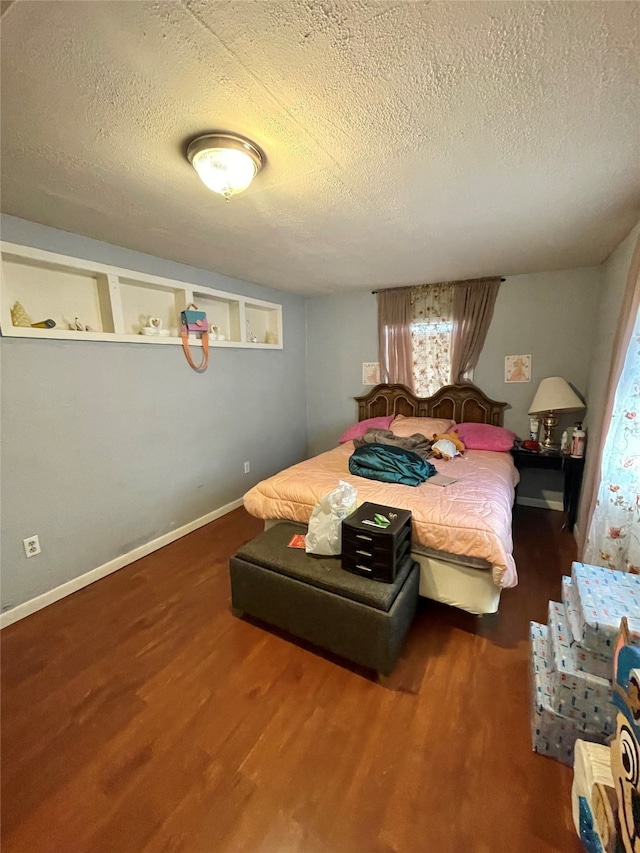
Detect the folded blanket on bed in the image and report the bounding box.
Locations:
[348,443,436,486]
[353,428,434,461]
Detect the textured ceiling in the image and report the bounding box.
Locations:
[1,1,639,295]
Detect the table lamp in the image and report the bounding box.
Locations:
[528,377,585,450]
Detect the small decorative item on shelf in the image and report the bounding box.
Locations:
[265,330,277,345]
[10,301,56,329]
[67,317,94,331]
[246,321,258,343]
[529,417,541,441]
[208,324,227,342]
[561,429,571,454]
[11,301,33,327]
[140,316,170,337]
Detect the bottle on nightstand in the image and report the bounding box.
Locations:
[570,423,586,458]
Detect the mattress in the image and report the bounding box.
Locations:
[243,444,519,588]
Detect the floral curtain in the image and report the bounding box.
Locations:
[410,283,454,396]
[584,307,640,572]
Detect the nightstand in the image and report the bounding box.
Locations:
[510,448,585,531]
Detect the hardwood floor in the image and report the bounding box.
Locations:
[2,506,582,853]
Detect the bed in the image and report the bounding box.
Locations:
[243,383,519,615]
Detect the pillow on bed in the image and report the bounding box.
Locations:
[455,422,517,451]
[390,415,456,438]
[338,415,395,444]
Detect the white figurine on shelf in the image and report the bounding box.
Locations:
[246,320,258,343]
[140,316,169,337]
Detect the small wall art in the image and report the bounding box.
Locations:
[505,354,531,383]
[362,362,381,386]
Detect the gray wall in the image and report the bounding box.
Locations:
[307,268,601,444]
[474,268,601,437]
[474,267,602,507]
[1,215,308,611]
[305,291,378,457]
[306,267,602,504]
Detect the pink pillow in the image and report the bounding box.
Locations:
[390,415,456,438]
[338,416,394,444]
[455,422,516,452]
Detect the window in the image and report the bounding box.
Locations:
[410,283,454,396]
[585,307,640,572]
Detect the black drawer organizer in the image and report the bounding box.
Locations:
[342,502,412,583]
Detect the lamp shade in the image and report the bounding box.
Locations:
[528,377,585,415]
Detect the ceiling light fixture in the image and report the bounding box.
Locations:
[186,133,264,200]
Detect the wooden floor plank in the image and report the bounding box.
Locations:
[2,506,583,852]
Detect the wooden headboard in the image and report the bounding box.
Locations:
[354,383,508,426]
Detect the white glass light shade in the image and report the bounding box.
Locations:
[187,134,263,199]
[528,376,585,414]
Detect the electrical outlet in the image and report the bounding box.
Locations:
[23,535,41,558]
[244,461,251,474]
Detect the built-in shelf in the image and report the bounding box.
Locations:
[0,243,283,349]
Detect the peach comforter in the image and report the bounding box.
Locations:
[243,444,519,588]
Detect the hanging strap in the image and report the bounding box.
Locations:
[181,326,209,372]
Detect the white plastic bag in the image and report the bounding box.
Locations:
[305,480,357,556]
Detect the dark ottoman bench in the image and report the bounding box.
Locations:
[229,522,419,676]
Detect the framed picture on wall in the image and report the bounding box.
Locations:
[505,354,531,383]
[362,362,381,386]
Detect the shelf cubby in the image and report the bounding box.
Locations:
[0,243,283,350]
[193,291,243,344]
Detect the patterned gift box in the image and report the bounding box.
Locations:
[567,562,640,660]
[529,622,608,767]
[546,601,616,734]
[561,578,612,680]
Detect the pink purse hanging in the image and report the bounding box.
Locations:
[180,303,209,372]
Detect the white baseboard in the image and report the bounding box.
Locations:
[516,496,565,512]
[1,498,244,629]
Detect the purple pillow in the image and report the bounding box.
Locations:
[338,416,394,444]
[455,422,517,452]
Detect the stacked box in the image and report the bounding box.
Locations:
[546,601,616,735]
[530,623,608,766]
[561,578,612,680]
[530,562,640,766]
[565,562,640,659]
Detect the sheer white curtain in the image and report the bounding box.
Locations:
[584,307,640,572]
[410,284,454,396]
